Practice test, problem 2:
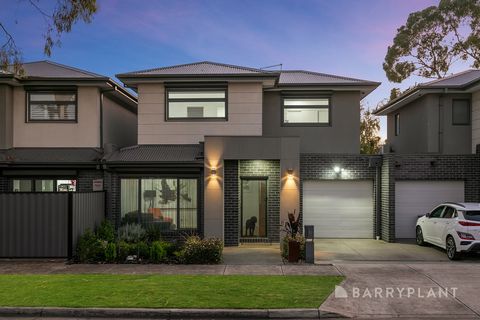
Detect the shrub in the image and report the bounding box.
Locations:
[149,241,167,263]
[136,241,150,261]
[117,223,146,243]
[105,242,117,263]
[97,220,115,243]
[117,241,136,262]
[145,225,162,243]
[177,236,223,264]
[76,230,105,263]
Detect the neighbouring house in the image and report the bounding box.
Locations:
[0,61,137,257]
[374,70,480,239]
[113,61,382,245]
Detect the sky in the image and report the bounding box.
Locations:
[1,0,473,139]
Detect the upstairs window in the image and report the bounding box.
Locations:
[452,99,470,125]
[394,113,400,136]
[166,89,227,120]
[282,98,330,125]
[27,91,77,122]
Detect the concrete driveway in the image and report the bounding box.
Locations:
[315,239,480,262]
[320,262,480,319]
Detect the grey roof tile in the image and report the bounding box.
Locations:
[279,70,377,85]
[422,69,480,87]
[0,148,102,163]
[118,61,272,76]
[105,144,203,163]
[3,61,106,79]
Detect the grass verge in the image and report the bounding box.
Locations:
[0,274,342,309]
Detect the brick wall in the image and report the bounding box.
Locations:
[381,155,395,242]
[77,170,104,192]
[0,175,7,192]
[224,160,239,246]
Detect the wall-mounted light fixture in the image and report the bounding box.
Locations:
[333,166,342,174]
[287,168,294,179]
[211,167,217,176]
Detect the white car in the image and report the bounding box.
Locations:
[416,202,480,260]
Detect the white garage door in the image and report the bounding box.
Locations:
[395,181,464,239]
[303,180,374,238]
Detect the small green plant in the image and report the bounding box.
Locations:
[117,241,136,262]
[136,241,150,260]
[104,242,117,263]
[97,220,115,243]
[177,236,223,264]
[75,229,104,263]
[149,241,167,263]
[281,234,305,260]
[117,223,146,243]
[145,225,162,243]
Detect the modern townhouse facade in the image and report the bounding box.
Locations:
[374,70,480,240]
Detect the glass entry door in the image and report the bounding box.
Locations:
[241,178,267,237]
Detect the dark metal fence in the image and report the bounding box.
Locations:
[0,192,105,258]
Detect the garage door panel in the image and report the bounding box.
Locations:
[395,181,464,239]
[303,180,374,238]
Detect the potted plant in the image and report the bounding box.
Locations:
[282,210,302,262]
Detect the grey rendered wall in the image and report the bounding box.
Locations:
[263,91,361,153]
[0,193,69,257]
[387,93,472,154]
[0,85,13,149]
[102,95,137,148]
[387,95,429,154]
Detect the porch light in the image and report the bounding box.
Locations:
[333,166,341,173]
[210,167,217,176]
[287,168,294,179]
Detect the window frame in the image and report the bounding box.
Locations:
[26,89,78,123]
[165,87,228,121]
[281,96,332,127]
[119,176,201,231]
[394,113,400,136]
[12,178,77,192]
[452,99,471,126]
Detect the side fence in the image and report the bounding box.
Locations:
[0,192,105,258]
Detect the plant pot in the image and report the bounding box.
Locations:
[288,240,300,262]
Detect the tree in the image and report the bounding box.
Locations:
[1,0,98,74]
[360,105,381,155]
[383,0,480,83]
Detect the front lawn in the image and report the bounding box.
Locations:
[0,274,342,309]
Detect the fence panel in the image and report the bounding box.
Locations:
[0,193,69,257]
[71,192,105,251]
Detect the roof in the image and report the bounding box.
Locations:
[0,148,102,164]
[105,144,203,163]
[117,61,276,77]
[4,61,107,79]
[278,70,379,86]
[374,69,480,115]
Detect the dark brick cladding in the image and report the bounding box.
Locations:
[0,175,7,192]
[224,160,239,246]
[223,160,281,246]
[381,154,480,241]
[300,154,381,238]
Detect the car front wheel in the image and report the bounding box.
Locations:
[446,236,461,260]
[416,226,425,246]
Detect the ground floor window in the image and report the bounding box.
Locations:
[13,179,77,192]
[241,178,268,237]
[120,177,198,231]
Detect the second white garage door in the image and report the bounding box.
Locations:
[303,180,374,238]
[395,181,465,239]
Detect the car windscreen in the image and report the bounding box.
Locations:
[463,211,480,222]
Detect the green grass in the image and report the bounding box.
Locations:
[0,274,342,309]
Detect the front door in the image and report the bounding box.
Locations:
[241,178,267,238]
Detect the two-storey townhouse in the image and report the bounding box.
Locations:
[374,70,480,240]
[0,61,137,195]
[111,61,383,245]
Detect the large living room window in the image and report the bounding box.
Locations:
[27,91,77,122]
[120,178,198,231]
[282,97,330,125]
[166,89,227,120]
[12,179,77,192]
